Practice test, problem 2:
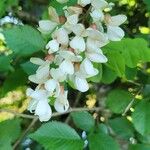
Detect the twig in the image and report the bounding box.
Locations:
[0,109,36,119]
[13,117,38,150]
[0,107,102,119]
[122,87,143,116]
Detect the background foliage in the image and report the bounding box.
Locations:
[0,0,150,150]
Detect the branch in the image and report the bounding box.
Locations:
[9,106,102,149]
[0,107,102,119]
[13,117,38,150]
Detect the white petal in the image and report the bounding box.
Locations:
[27,99,38,113]
[46,39,59,54]
[30,57,45,65]
[28,74,48,84]
[54,100,69,113]
[67,6,83,15]
[70,36,85,53]
[38,20,57,33]
[90,9,104,22]
[109,15,127,26]
[77,0,91,7]
[54,91,69,113]
[50,68,67,82]
[54,28,69,45]
[80,58,98,77]
[48,6,59,23]
[35,100,52,122]
[36,63,50,80]
[45,79,57,93]
[86,28,109,47]
[58,50,82,62]
[107,26,125,41]
[87,38,101,52]
[67,14,79,25]
[75,77,89,92]
[92,0,108,9]
[60,60,74,75]
[30,89,48,100]
[86,52,108,63]
[72,24,85,36]
[26,88,34,96]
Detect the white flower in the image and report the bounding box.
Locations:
[38,7,59,34]
[86,50,108,63]
[70,59,98,92]
[50,68,67,82]
[46,39,59,54]
[38,20,58,34]
[44,79,60,97]
[26,88,52,122]
[86,38,108,63]
[74,76,89,92]
[90,9,104,22]
[79,58,99,78]
[86,28,109,47]
[78,0,91,7]
[28,57,50,84]
[91,0,108,10]
[35,99,52,122]
[56,0,69,3]
[52,27,69,46]
[64,6,83,16]
[64,14,79,33]
[58,50,82,75]
[54,91,69,113]
[70,36,86,53]
[105,14,127,41]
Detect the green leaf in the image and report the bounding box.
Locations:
[0,69,27,96]
[30,121,84,150]
[71,111,95,132]
[101,65,117,84]
[0,119,21,150]
[0,55,12,72]
[125,67,137,80]
[143,0,150,11]
[142,84,150,98]
[0,0,18,17]
[3,25,46,56]
[103,38,150,69]
[21,61,38,75]
[132,101,150,135]
[105,49,125,77]
[129,144,150,150]
[108,117,134,139]
[106,89,133,114]
[88,132,120,150]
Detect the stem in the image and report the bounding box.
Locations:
[0,107,102,119]
[122,87,143,116]
[13,117,38,150]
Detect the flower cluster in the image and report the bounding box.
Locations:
[26,0,127,121]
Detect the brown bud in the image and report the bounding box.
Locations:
[45,54,54,61]
[90,23,97,30]
[68,47,75,53]
[59,16,66,24]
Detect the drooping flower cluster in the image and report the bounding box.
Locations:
[26,0,127,121]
